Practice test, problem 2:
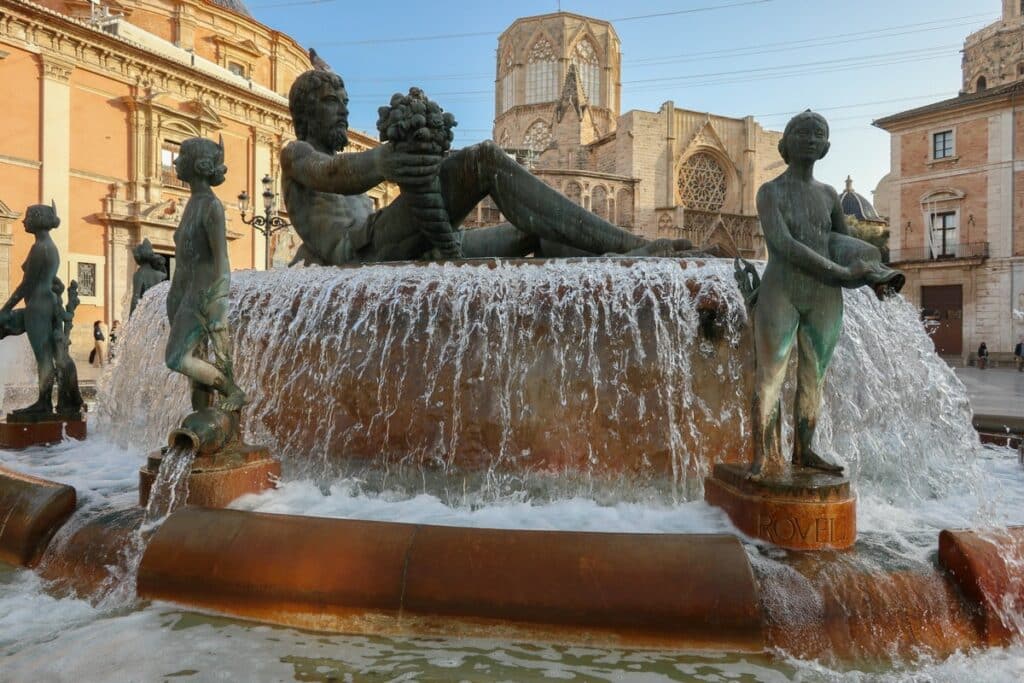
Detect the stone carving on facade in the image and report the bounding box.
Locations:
[678,152,728,212]
[523,120,553,152]
[571,38,600,106]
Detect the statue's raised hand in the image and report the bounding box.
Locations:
[377,141,441,189]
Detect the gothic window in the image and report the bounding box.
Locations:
[572,39,600,106]
[564,181,582,205]
[617,188,634,228]
[526,38,558,104]
[499,51,515,113]
[591,185,608,220]
[677,153,727,212]
[522,120,552,152]
[976,75,987,91]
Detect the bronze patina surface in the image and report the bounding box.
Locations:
[0,418,86,449]
[0,465,76,567]
[139,507,765,651]
[138,444,279,508]
[705,463,856,550]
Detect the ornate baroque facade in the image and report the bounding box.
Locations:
[486,11,783,257]
[0,0,394,356]
[874,0,1024,360]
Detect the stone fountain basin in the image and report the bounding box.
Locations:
[3,464,1022,662]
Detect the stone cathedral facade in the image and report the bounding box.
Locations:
[482,11,784,257]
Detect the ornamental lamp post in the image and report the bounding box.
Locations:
[238,173,291,270]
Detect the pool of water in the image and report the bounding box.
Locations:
[3,437,1024,682]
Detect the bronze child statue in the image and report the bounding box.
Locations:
[741,111,904,478]
[0,202,63,420]
[131,237,168,316]
[166,137,247,420]
[51,277,85,419]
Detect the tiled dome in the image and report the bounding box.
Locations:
[839,176,881,221]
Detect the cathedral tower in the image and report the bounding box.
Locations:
[962,1,1024,93]
[493,12,621,155]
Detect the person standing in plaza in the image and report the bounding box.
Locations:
[92,320,107,368]
[1015,337,1023,372]
[977,341,989,370]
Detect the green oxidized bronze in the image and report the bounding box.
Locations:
[738,111,905,478]
[165,136,247,452]
[131,237,168,316]
[281,70,707,266]
[0,202,68,421]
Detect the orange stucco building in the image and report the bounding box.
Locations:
[0,0,393,356]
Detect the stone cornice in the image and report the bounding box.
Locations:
[0,1,294,133]
[39,52,76,82]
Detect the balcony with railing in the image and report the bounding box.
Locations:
[888,242,989,264]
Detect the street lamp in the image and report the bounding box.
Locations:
[238,173,291,270]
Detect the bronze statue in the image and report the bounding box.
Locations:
[131,237,168,316]
[0,202,64,420]
[166,136,247,422]
[741,111,904,478]
[281,70,697,266]
[52,278,84,419]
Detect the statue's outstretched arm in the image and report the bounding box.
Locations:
[757,184,853,287]
[282,141,386,196]
[830,190,851,237]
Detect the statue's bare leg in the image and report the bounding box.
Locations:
[792,300,844,475]
[750,287,798,478]
[16,308,57,415]
[165,312,246,413]
[439,141,658,255]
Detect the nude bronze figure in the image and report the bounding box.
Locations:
[166,137,247,416]
[742,111,904,478]
[281,70,697,266]
[0,202,64,420]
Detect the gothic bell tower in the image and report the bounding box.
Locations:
[492,12,621,156]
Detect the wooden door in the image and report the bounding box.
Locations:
[921,285,963,355]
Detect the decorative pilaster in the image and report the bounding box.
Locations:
[0,200,20,303]
[39,53,76,261]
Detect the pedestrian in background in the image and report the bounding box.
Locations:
[1015,337,1024,372]
[108,319,121,361]
[92,320,107,368]
[977,341,989,370]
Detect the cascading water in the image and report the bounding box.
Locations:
[6,257,1021,680]
[97,259,981,503]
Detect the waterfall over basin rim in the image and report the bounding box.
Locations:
[106,258,752,489]
[101,256,978,502]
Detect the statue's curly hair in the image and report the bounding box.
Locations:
[289,70,345,140]
[778,110,830,164]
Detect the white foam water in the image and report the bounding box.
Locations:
[0,259,1018,679]
[95,260,982,504]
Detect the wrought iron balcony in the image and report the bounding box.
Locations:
[888,242,989,264]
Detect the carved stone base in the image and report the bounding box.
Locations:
[704,463,856,550]
[139,444,280,509]
[0,418,87,449]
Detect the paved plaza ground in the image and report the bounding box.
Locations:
[955,366,1024,420]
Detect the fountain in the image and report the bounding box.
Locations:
[3,106,1024,679]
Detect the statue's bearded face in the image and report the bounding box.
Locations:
[308,83,350,152]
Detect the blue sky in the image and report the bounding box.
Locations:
[247,0,999,200]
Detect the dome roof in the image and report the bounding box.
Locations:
[839,176,881,221]
[208,0,251,17]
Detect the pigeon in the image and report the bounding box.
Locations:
[308,48,332,72]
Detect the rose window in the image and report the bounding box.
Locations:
[523,121,552,152]
[677,153,727,212]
